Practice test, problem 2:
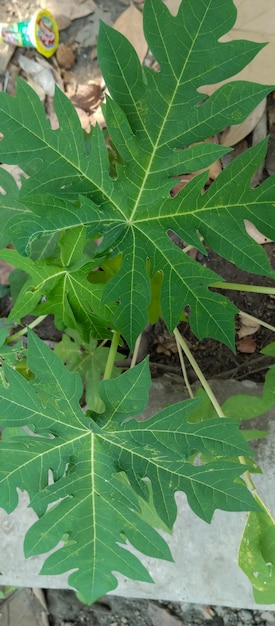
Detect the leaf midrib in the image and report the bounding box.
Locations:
[127,1,211,223]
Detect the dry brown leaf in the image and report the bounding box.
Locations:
[70,82,102,111]
[113,4,148,63]
[220,99,266,146]
[75,106,91,132]
[238,313,260,338]
[89,105,106,129]
[0,42,15,74]
[56,44,75,70]
[244,220,273,244]
[236,337,257,353]
[40,0,95,21]
[163,0,181,16]
[55,15,72,31]
[201,1,275,93]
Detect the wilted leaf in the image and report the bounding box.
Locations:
[238,313,260,339]
[236,337,257,353]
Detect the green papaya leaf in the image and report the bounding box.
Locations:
[239,510,275,603]
[0,0,274,348]
[0,331,259,603]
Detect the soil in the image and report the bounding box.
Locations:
[0,0,275,625]
[44,589,275,626]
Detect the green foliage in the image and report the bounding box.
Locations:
[0,0,274,605]
[239,510,275,604]
[0,331,259,602]
[54,328,123,412]
[0,0,275,348]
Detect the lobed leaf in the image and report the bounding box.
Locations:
[0,331,259,602]
[0,0,274,347]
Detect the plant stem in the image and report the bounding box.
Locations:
[103,330,120,380]
[239,310,275,333]
[6,315,48,344]
[130,333,142,368]
[174,328,225,416]
[174,330,194,398]
[174,329,275,519]
[211,281,275,296]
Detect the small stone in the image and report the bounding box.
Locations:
[56,44,75,70]
[261,612,275,622]
[238,609,253,623]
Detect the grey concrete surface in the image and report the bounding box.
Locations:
[0,377,274,609]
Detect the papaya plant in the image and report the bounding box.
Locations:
[0,0,275,605]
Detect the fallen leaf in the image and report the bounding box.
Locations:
[75,106,91,132]
[200,1,275,93]
[163,0,181,16]
[55,15,72,31]
[238,313,260,338]
[220,99,266,146]
[40,0,95,21]
[244,220,273,244]
[70,82,102,111]
[56,44,75,70]
[89,105,106,129]
[236,337,257,353]
[113,4,148,63]
[0,42,15,74]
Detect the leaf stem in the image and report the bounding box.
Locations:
[239,310,275,333]
[103,330,120,380]
[173,329,274,518]
[174,330,194,398]
[130,334,142,368]
[173,328,225,417]
[6,315,48,344]
[211,281,275,296]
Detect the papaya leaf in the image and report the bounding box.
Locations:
[0,0,274,348]
[222,365,275,421]
[239,510,275,603]
[0,331,259,603]
[54,328,123,412]
[0,227,115,341]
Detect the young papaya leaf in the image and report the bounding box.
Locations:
[261,342,275,357]
[0,330,259,603]
[54,328,123,412]
[0,0,274,349]
[222,365,275,421]
[0,167,28,246]
[0,230,116,341]
[239,510,275,602]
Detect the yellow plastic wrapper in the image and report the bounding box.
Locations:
[0,9,59,58]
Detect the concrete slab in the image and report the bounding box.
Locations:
[0,378,274,609]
